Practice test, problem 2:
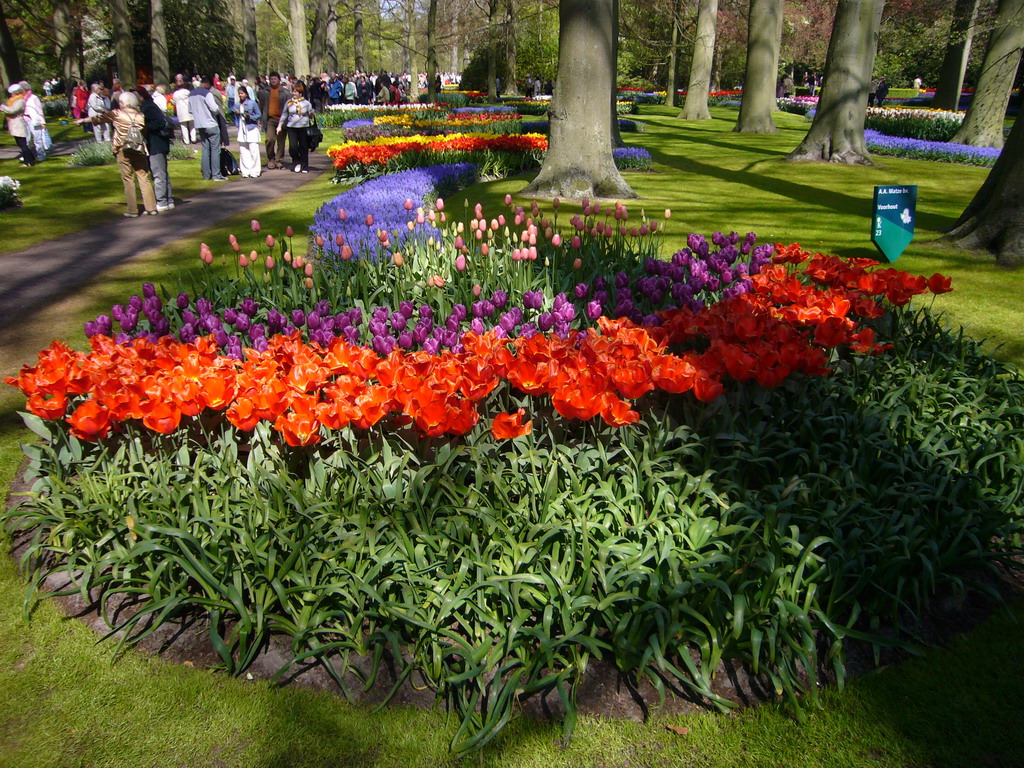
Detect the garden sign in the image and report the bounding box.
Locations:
[871,185,917,262]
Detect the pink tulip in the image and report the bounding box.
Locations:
[649,221,658,232]
[265,256,275,269]
[491,219,499,231]
[456,254,467,271]
[583,205,591,216]
[339,208,348,221]
[552,197,560,209]
[435,198,445,211]
[304,263,313,277]
[231,241,240,252]
[304,277,314,290]
[639,225,649,236]
[573,258,582,269]
[336,233,345,246]
[664,208,672,219]
[440,212,446,223]
[620,225,627,236]
[250,220,260,232]
[286,225,294,237]
[417,211,425,224]
[295,256,305,269]
[454,235,464,250]
[315,235,325,247]
[427,210,436,222]
[571,236,581,249]
[498,214,506,226]
[393,252,404,266]
[341,245,353,260]
[266,235,275,248]
[481,243,490,256]
[473,283,482,297]
[283,251,292,263]
[404,198,414,210]
[238,254,249,268]
[504,193,512,206]
[512,248,521,261]
[365,214,374,227]
[249,250,258,262]
[551,233,562,247]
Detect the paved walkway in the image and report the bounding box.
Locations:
[0,138,90,160]
[0,150,332,330]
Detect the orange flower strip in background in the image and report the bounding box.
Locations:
[327,133,548,171]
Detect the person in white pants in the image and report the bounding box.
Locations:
[172,83,196,144]
[234,88,262,178]
[87,84,111,143]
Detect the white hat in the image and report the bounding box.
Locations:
[7,83,21,93]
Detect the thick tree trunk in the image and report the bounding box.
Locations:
[326,4,338,72]
[110,0,136,85]
[426,0,439,101]
[0,0,22,85]
[53,0,78,85]
[679,0,719,120]
[354,0,365,71]
[150,0,170,87]
[503,0,521,97]
[241,0,259,81]
[933,0,978,112]
[787,0,884,164]
[951,0,1024,148]
[402,0,414,76]
[666,0,681,107]
[310,0,329,75]
[289,0,310,77]
[487,0,499,102]
[521,0,636,200]
[947,114,1024,266]
[610,0,624,148]
[734,0,783,133]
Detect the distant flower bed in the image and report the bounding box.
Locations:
[864,107,964,142]
[864,130,1000,167]
[776,96,819,115]
[326,133,548,182]
[520,118,641,134]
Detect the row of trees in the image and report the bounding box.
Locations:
[529,0,1022,265]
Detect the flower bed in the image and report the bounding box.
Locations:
[864,107,964,142]
[776,96,819,115]
[326,133,548,182]
[865,129,1000,167]
[0,175,21,208]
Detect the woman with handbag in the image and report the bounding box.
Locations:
[234,88,263,178]
[277,81,314,173]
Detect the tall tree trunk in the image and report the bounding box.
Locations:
[947,113,1024,265]
[53,0,78,85]
[326,4,338,71]
[933,0,978,111]
[951,0,1024,148]
[241,0,259,81]
[487,0,499,102]
[787,0,884,164]
[679,0,719,120]
[522,0,636,200]
[289,0,310,77]
[310,0,328,74]
[0,0,22,85]
[354,0,365,70]
[426,0,438,100]
[609,0,624,148]
[503,0,521,96]
[150,0,170,87]
[734,0,784,133]
[402,0,414,76]
[666,0,681,107]
[110,0,136,85]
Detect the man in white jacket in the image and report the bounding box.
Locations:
[172,75,195,144]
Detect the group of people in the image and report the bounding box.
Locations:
[868,77,890,107]
[2,80,49,167]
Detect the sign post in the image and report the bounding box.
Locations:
[871,185,917,262]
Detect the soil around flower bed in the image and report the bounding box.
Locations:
[5,461,1023,723]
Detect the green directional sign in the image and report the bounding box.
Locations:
[872,185,917,262]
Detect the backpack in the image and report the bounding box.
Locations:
[155,109,174,140]
[123,113,148,155]
[220,147,241,176]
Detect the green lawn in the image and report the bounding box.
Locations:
[0,152,217,254]
[1,106,1023,768]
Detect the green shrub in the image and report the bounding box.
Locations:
[168,142,198,161]
[65,141,115,166]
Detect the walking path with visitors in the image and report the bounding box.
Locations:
[0,151,330,329]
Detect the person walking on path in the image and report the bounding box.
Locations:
[87,83,112,143]
[135,86,175,211]
[278,81,313,173]
[258,72,290,170]
[72,80,89,128]
[21,81,49,161]
[189,75,226,182]
[234,88,262,178]
[1,84,36,166]
[172,78,195,144]
[76,91,158,217]
[226,75,239,125]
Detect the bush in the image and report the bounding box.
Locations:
[0,175,22,208]
[42,97,68,118]
[168,142,198,161]
[65,141,115,167]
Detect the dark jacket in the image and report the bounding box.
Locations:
[258,84,291,131]
[140,99,171,155]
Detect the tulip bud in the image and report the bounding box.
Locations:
[573,258,582,269]
[473,283,482,297]
[664,208,672,219]
[393,252,404,266]
[283,251,292,263]
[552,233,562,247]
[498,214,506,226]
[336,233,345,247]
[305,263,314,277]
[265,256,275,269]
[295,256,305,269]
[481,243,490,256]
[552,197,560,209]
[571,236,581,249]
[251,220,260,232]
[435,198,445,211]
[305,277,314,290]
[454,235,464,250]
[504,194,512,206]
[341,245,353,260]
[315,235,325,247]
[286,225,294,237]
[365,214,374,227]
[339,208,348,221]
[440,212,446,223]
[456,254,467,271]
[404,198,414,210]
[266,235,275,248]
